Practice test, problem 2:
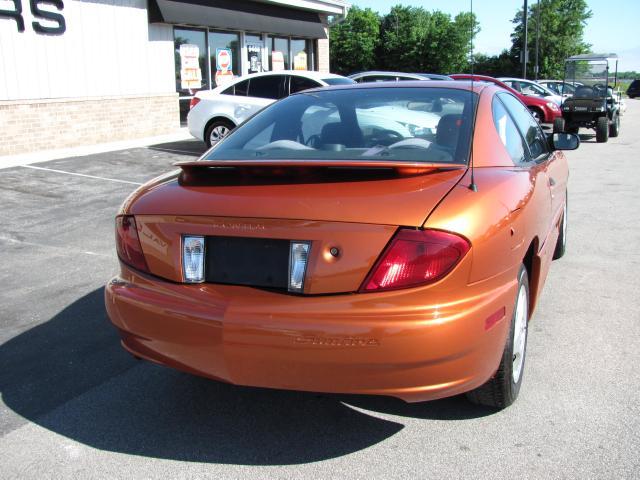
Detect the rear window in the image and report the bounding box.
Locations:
[204,87,476,164]
[322,77,356,86]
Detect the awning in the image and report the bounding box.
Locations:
[148,0,328,39]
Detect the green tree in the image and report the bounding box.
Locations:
[510,0,592,79]
[329,7,380,75]
[378,6,478,74]
[472,50,518,77]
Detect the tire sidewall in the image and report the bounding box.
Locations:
[505,265,530,402]
[205,120,234,148]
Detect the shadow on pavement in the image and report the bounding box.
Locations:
[0,288,494,465]
[147,139,207,157]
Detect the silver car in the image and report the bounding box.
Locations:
[498,77,563,106]
[187,71,354,148]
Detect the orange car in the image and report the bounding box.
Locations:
[105,81,577,409]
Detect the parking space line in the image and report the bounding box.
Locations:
[146,146,203,156]
[20,165,142,185]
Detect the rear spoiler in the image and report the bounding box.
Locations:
[175,160,465,177]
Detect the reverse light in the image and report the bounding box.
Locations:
[360,229,470,292]
[183,236,205,283]
[189,97,201,109]
[115,215,149,273]
[288,241,311,293]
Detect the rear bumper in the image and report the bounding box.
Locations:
[105,264,518,403]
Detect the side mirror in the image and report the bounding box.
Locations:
[552,133,580,151]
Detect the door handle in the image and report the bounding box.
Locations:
[549,177,556,187]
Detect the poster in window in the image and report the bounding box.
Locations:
[215,48,234,87]
[179,44,202,90]
[246,42,263,74]
[294,51,307,70]
[272,51,285,72]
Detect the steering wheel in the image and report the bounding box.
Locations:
[367,129,404,146]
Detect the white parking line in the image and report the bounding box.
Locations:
[20,165,142,185]
[146,146,204,156]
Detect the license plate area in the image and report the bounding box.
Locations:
[205,236,289,289]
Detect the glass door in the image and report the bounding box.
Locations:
[245,34,264,74]
[174,28,209,125]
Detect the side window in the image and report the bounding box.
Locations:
[248,75,285,100]
[521,82,545,96]
[221,85,235,95]
[498,93,549,160]
[492,96,527,165]
[290,76,321,94]
[503,80,518,91]
[234,80,249,97]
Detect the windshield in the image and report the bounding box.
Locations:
[564,61,610,98]
[322,77,356,86]
[204,87,477,165]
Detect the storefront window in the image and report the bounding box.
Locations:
[174,28,209,123]
[209,30,241,89]
[268,36,289,71]
[291,39,309,71]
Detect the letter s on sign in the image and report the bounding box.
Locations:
[0,0,25,32]
[31,0,65,35]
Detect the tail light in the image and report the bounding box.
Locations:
[360,229,470,292]
[115,215,149,273]
[189,97,201,109]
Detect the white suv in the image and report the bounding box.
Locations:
[187,71,354,148]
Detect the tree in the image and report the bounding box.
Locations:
[472,50,518,77]
[510,0,592,79]
[378,6,478,74]
[329,7,380,75]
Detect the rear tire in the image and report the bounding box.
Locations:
[553,117,565,133]
[553,193,567,260]
[466,264,529,409]
[205,119,235,148]
[595,116,609,143]
[609,113,620,137]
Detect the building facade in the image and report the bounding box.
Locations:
[0,0,348,155]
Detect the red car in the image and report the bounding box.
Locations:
[450,74,561,123]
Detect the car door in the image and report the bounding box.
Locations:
[498,93,557,261]
[234,75,285,123]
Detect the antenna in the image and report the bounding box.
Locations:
[468,0,477,192]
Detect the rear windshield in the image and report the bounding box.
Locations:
[204,87,477,164]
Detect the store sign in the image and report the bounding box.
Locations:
[215,48,234,87]
[272,51,285,72]
[0,0,66,35]
[179,44,202,90]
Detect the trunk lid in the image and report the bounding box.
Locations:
[127,161,466,227]
[128,161,466,294]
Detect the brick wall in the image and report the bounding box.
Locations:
[317,25,330,73]
[0,93,179,156]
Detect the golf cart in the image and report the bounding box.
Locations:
[554,54,621,143]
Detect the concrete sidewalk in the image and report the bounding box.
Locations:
[0,128,195,170]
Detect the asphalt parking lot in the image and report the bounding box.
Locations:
[1,104,639,479]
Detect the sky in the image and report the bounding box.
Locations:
[350,0,640,72]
